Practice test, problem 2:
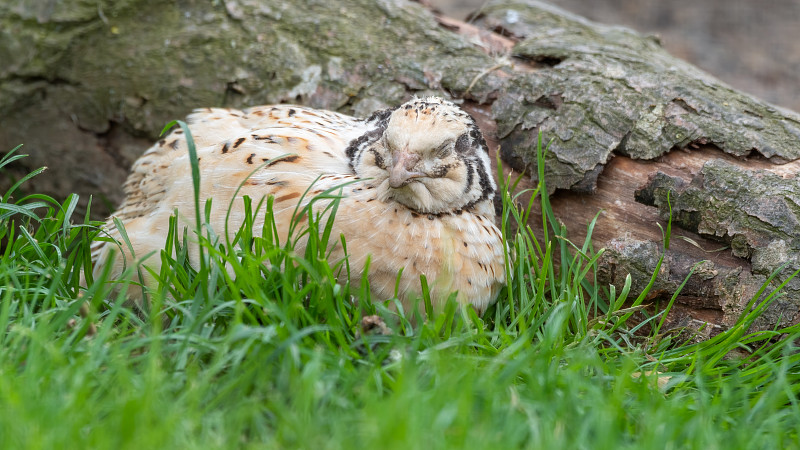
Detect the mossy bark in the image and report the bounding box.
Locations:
[1,0,493,213]
[632,160,800,331]
[475,1,800,186]
[1,0,799,333]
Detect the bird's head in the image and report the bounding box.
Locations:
[347,97,496,214]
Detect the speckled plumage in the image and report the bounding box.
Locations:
[93,97,505,314]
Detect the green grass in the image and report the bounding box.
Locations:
[1,131,800,449]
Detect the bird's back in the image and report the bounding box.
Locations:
[92,103,505,314]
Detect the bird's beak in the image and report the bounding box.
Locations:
[389,150,422,188]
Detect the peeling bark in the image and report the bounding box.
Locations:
[474,1,800,187]
[632,157,800,331]
[1,0,799,333]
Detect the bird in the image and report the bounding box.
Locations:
[92,96,506,315]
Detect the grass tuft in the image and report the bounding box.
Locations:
[0,131,799,449]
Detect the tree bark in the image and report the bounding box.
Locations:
[1,0,798,333]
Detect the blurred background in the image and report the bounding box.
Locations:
[430,0,800,113]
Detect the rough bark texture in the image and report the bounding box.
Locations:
[632,158,800,332]
[1,0,799,333]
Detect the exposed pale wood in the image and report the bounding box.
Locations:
[468,95,794,333]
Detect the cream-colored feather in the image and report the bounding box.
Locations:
[93,99,505,314]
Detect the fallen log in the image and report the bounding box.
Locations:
[1,0,798,332]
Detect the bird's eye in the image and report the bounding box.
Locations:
[381,135,392,151]
[434,140,453,158]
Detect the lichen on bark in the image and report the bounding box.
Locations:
[2,0,800,333]
[474,0,800,192]
[633,159,800,329]
[0,0,498,216]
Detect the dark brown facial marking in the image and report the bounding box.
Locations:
[234,137,246,148]
[369,148,386,169]
[247,153,256,164]
[282,155,300,163]
[454,132,472,155]
[221,142,230,154]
